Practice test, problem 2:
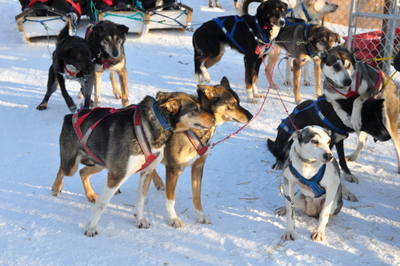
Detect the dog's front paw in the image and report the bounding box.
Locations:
[283,80,291,86]
[168,217,184,228]
[86,193,98,203]
[351,117,362,133]
[281,230,296,241]
[311,231,324,241]
[136,218,150,229]
[343,172,359,183]
[275,206,286,216]
[69,104,77,113]
[196,212,212,225]
[247,97,258,104]
[345,154,358,162]
[84,224,98,237]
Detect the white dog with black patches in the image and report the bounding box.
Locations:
[276,126,343,241]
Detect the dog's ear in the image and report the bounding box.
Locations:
[334,33,341,44]
[160,99,180,114]
[220,76,230,88]
[289,130,301,142]
[197,85,218,101]
[117,24,129,35]
[156,91,172,101]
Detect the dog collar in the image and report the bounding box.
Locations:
[289,160,326,198]
[64,61,78,77]
[185,130,209,156]
[102,58,114,69]
[153,102,172,130]
[294,148,317,164]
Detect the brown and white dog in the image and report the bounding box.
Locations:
[85,21,129,107]
[276,126,343,241]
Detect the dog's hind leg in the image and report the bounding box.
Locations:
[266,46,281,89]
[292,59,304,104]
[150,170,165,191]
[192,156,212,225]
[51,155,81,197]
[303,62,311,86]
[37,67,59,111]
[284,57,292,86]
[80,165,104,203]
[335,140,359,183]
[57,73,77,112]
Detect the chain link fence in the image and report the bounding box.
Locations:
[323,0,400,80]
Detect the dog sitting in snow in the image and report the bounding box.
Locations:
[276,126,343,241]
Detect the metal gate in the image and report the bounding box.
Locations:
[345,0,400,76]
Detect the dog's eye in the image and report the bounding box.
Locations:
[333,63,341,71]
[311,139,319,145]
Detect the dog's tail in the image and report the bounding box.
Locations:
[57,24,70,43]
[241,0,263,15]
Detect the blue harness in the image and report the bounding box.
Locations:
[286,2,312,22]
[289,161,326,197]
[279,17,315,58]
[212,16,271,54]
[279,97,349,136]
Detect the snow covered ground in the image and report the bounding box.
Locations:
[0,0,399,265]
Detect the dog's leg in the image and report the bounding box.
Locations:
[385,105,400,173]
[313,57,322,97]
[214,0,221,8]
[37,67,59,111]
[284,57,292,86]
[192,156,212,225]
[150,169,165,191]
[281,175,296,241]
[303,61,311,86]
[292,59,303,104]
[111,67,129,107]
[209,0,213,8]
[351,93,370,132]
[234,0,238,9]
[275,191,306,216]
[311,179,340,241]
[134,170,154,229]
[79,165,104,203]
[346,131,367,162]
[51,167,66,197]
[165,165,185,228]
[84,170,130,237]
[266,46,281,89]
[335,140,358,183]
[109,71,121,99]
[93,71,103,107]
[330,100,352,129]
[56,72,77,112]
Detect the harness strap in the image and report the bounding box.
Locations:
[289,161,326,197]
[279,98,349,136]
[254,17,271,44]
[301,2,312,22]
[213,16,246,53]
[63,61,77,77]
[185,130,209,156]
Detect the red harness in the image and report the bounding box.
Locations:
[28,0,82,15]
[72,106,159,172]
[185,130,209,156]
[330,67,383,97]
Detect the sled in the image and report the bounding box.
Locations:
[89,1,192,37]
[15,5,73,43]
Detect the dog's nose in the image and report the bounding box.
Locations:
[343,78,352,86]
[278,19,285,27]
[323,153,333,162]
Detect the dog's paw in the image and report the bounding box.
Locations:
[343,173,359,183]
[253,92,264,98]
[281,230,296,241]
[247,97,258,104]
[86,193,98,203]
[275,206,286,216]
[196,212,212,225]
[283,80,291,86]
[36,104,48,111]
[77,91,84,99]
[303,80,311,86]
[311,231,324,241]
[136,218,150,229]
[345,154,358,162]
[69,104,77,113]
[113,90,122,99]
[342,190,358,202]
[168,218,184,228]
[84,224,98,237]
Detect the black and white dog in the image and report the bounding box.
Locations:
[37,25,94,112]
[320,46,400,176]
[276,126,343,242]
[193,0,287,103]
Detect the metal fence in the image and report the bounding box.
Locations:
[324,0,400,79]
